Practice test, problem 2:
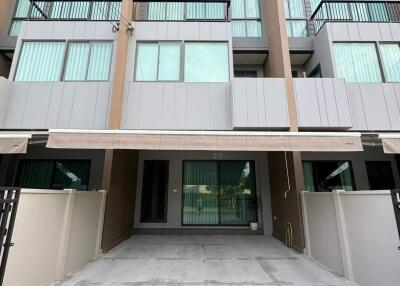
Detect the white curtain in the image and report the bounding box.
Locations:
[333,43,382,83]
[135,43,159,81]
[158,43,181,81]
[15,42,65,81]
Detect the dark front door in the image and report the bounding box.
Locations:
[140,160,169,223]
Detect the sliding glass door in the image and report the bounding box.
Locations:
[182,160,257,225]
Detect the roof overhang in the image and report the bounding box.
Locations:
[379,133,400,154]
[0,134,32,154]
[46,130,363,152]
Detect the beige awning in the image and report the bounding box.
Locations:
[47,130,363,152]
[379,134,400,154]
[0,134,31,154]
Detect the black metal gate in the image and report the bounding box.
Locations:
[391,190,400,252]
[0,187,20,285]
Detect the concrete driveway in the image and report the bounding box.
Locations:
[56,235,354,286]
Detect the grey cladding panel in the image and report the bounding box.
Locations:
[231,78,289,129]
[3,82,112,129]
[123,82,231,130]
[295,78,352,129]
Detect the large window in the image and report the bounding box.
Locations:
[135,42,181,81]
[380,44,400,82]
[15,42,65,81]
[15,159,91,191]
[15,41,113,82]
[333,43,382,83]
[184,42,229,82]
[284,0,307,37]
[303,161,355,192]
[147,2,225,20]
[366,161,396,190]
[135,42,229,82]
[182,160,258,225]
[231,0,262,37]
[64,42,113,81]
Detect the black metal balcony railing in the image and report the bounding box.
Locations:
[26,0,122,21]
[25,0,230,21]
[311,0,400,34]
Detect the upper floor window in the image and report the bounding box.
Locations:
[379,44,400,83]
[333,42,400,83]
[333,43,382,83]
[135,42,229,83]
[15,41,113,82]
[146,2,225,21]
[64,41,113,81]
[284,0,308,37]
[15,42,66,81]
[231,0,262,37]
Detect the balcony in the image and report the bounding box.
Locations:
[311,0,400,34]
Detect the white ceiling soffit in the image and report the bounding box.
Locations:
[47,130,363,152]
[379,134,400,154]
[0,134,32,154]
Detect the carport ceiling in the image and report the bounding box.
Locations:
[233,51,268,65]
[290,52,312,65]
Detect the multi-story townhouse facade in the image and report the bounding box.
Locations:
[0,0,399,276]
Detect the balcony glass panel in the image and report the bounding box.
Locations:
[231,0,262,37]
[333,43,382,83]
[158,43,181,81]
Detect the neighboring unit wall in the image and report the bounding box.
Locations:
[347,83,400,131]
[4,189,106,286]
[306,22,400,77]
[134,150,273,235]
[0,77,11,127]
[3,21,117,129]
[302,190,400,286]
[231,78,289,129]
[302,146,400,190]
[294,78,352,129]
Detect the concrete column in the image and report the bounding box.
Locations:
[0,0,14,36]
[108,0,134,129]
[263,0,305,251]
[101,1,137,252]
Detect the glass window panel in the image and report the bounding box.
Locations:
[51,160,90,190]
[285,0,305,18]
[15,42,65,81]
[109,2,122,20]
[350,3,369,21]
[14,0,31,17]
[183,161,219,225]
[232,20,247,37]
[16,160,54,189]
[303,161,355,192]
[333,43,382,83]
[158,43,181,81]
[206,3,225,19]
[184,42,229,82]
[9,20,22,36]
[369,3,389,22]
[69,2,90,19]
[135,43,159,81]
[231,0,245,18]
[166,2,184,20]
[286,20,307,37]
[245,0,260,18]
[246,20,262,37]
[64,42,90,81]
[186,3,205,19]
[91,2,109,20]
[219,161,257,225]
[148,2,166,20]
[380,44,400,82]
[87,42,113,80]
